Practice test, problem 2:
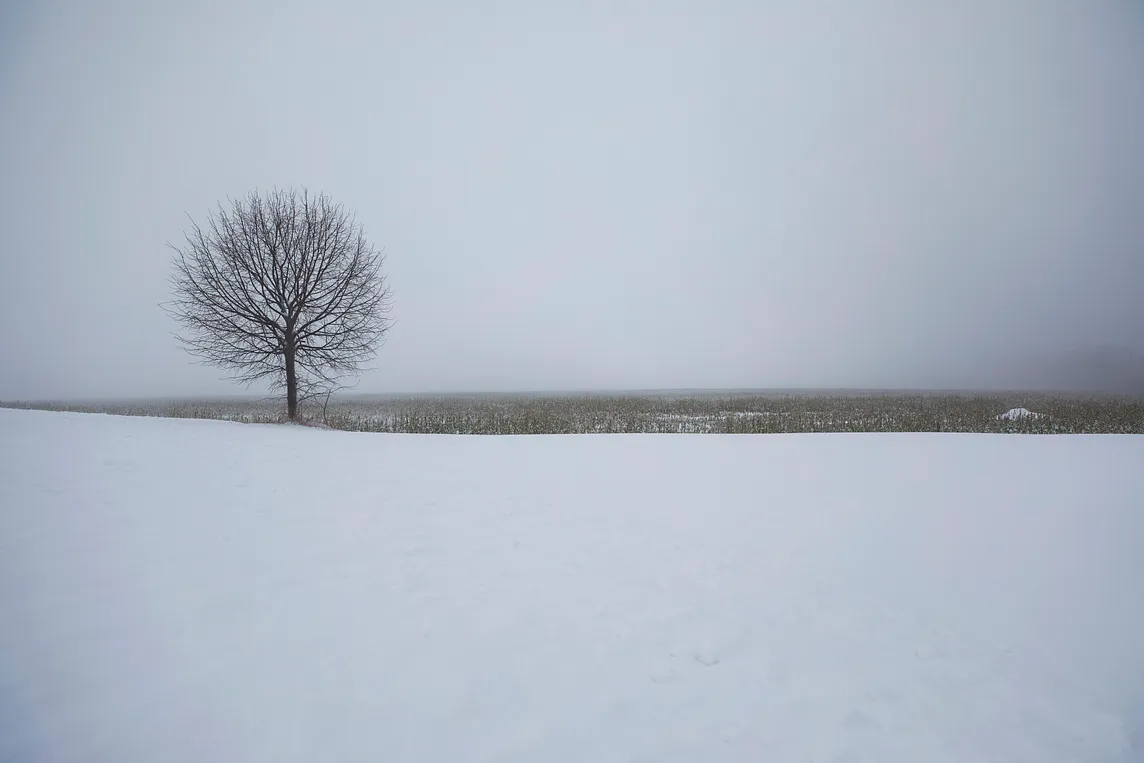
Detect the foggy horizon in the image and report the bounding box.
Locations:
[3,0,1143,400]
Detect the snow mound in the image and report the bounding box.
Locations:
[1,409,1142,762]
[998,407,1044,420]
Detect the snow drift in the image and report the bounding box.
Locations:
[1,408,1142,762]
[997,407,1045,420]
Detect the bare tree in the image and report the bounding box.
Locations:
[166,188,392,421]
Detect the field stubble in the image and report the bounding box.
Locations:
[3,391,1142,435]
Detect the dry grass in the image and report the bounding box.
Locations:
[4,391,1143,435]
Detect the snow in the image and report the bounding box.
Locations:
[2,408,1143,762]
[998,407,1044,420]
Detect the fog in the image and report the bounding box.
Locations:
[2,0,1143,399]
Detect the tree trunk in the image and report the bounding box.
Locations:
[285,341,299,421]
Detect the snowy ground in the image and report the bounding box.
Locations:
[998,407,1045,420]
[2,408,1143,762]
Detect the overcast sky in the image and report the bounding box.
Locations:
[1,0,1142,398]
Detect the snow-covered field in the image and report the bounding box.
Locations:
[2,408,1142,762]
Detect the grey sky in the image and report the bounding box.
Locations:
[2,0,1143,398]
